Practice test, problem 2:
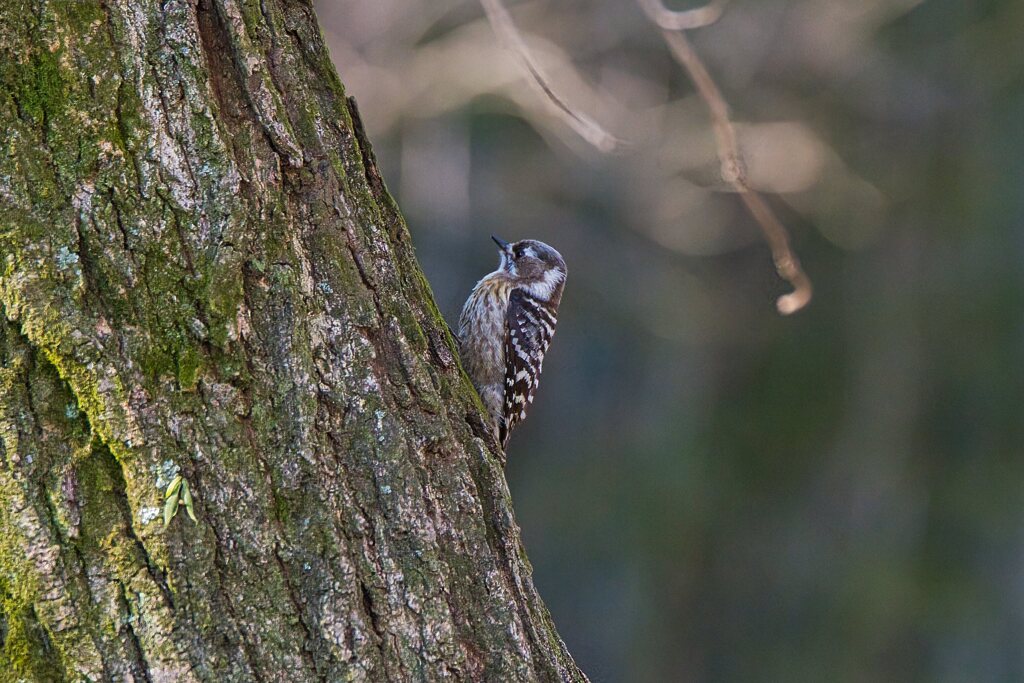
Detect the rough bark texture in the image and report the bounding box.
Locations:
[0,1,586,680]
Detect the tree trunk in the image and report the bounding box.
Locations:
[0,1,585,680]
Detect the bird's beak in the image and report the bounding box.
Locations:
[492,235,511,254]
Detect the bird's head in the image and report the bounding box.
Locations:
[492,235,567,304]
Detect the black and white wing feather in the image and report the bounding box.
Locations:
[501,289,557,447]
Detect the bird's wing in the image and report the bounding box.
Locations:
[501,289,557,447]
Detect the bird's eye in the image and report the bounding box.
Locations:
[513,245,525,258]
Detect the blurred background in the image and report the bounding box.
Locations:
[317,1,1023,680]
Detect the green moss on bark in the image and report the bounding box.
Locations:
[0,0,587,679]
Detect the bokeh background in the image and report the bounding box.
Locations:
[317,1,1023,681]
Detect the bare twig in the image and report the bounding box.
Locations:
[636,0,730,30]
[477,0,811,312]
[642,0,813,314]
[478,0,619,152]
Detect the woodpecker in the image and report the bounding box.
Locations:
[458,235,566,449]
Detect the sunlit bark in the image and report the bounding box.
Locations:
[0,1,584,680]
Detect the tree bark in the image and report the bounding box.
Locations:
[0,1,585,681]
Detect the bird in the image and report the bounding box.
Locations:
[458,235,566,449]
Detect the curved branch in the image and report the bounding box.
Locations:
[636,0,730,30]
[478,0,619,152]
[654,17,813,314]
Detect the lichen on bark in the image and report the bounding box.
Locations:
[0,0,585,681]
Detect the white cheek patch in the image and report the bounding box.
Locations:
[525,268,564,301]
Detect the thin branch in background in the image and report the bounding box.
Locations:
[635,0,729,30]
[640,0,813,314]
[478,0,811,312]
[478,0,619,152]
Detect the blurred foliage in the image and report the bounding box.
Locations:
[319,0,1023,680]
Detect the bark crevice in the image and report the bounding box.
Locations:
[0,0,587,680]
